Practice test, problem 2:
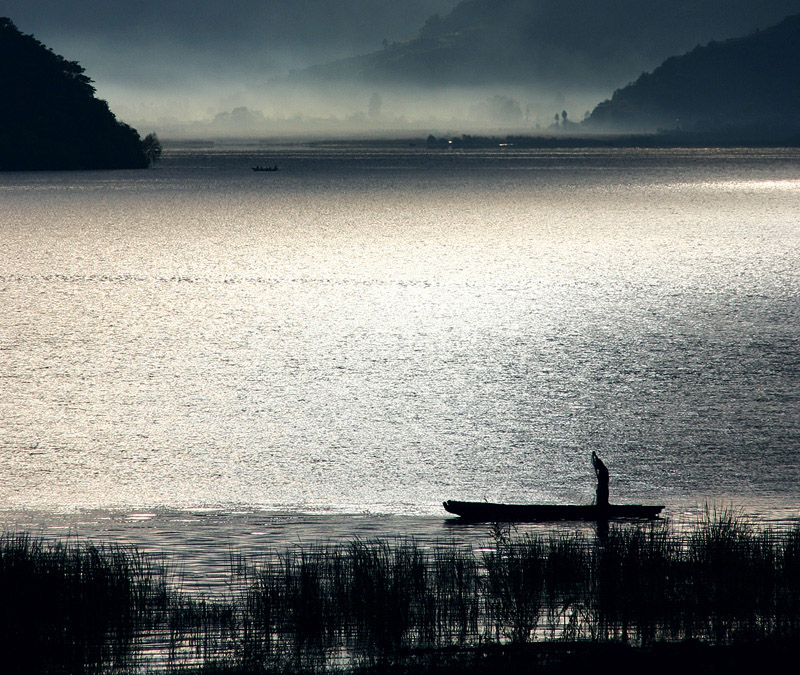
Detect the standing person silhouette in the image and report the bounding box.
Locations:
[592,451,609,509]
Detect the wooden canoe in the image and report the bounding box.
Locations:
[443,500,664,522]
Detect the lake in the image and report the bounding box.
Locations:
[1,143,799,566]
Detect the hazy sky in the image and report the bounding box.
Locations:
[3,0,800,128]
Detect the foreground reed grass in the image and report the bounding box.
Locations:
[0,532,170,673]
[4,511,800,673]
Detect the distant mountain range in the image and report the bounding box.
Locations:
[586,14,800,134]
[0,17,151,170]
[291,0,800,92]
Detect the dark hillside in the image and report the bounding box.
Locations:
[291,0,800,91]
[0,17,148,170]
[586,14,800,135]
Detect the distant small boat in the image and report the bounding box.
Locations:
[443,500,664,522]
[252,165,278,172]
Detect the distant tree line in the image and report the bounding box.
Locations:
[0,17,159,170]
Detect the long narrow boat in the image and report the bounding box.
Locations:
[443,500,664,522]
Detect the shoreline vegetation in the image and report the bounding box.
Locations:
[3,510,800,673]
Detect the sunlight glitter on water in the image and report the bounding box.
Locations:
[1,145,798,519]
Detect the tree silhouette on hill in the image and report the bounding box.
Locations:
[0,17,153,170]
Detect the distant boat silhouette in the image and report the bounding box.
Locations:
[444,452,663,521]
[252,165,278,172]
[442,501,663,522]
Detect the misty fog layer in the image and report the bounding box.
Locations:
[6,0,800,136]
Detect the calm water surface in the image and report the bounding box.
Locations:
[1,144,799,565]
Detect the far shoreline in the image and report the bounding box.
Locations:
[155,131,800,150]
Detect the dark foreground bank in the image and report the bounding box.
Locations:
[2,510,800,673]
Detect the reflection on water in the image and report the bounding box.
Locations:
[1,145,799,525]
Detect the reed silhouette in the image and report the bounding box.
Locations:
[3,509,800,673]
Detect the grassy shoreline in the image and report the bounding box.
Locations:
[3,510,800,673]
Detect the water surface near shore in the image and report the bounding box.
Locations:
[4,502,799,593]
[1,144,799,552]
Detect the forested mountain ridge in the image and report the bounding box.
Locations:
[585,14,800,134]
[0,17,152,170]
[290,0,800,92]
